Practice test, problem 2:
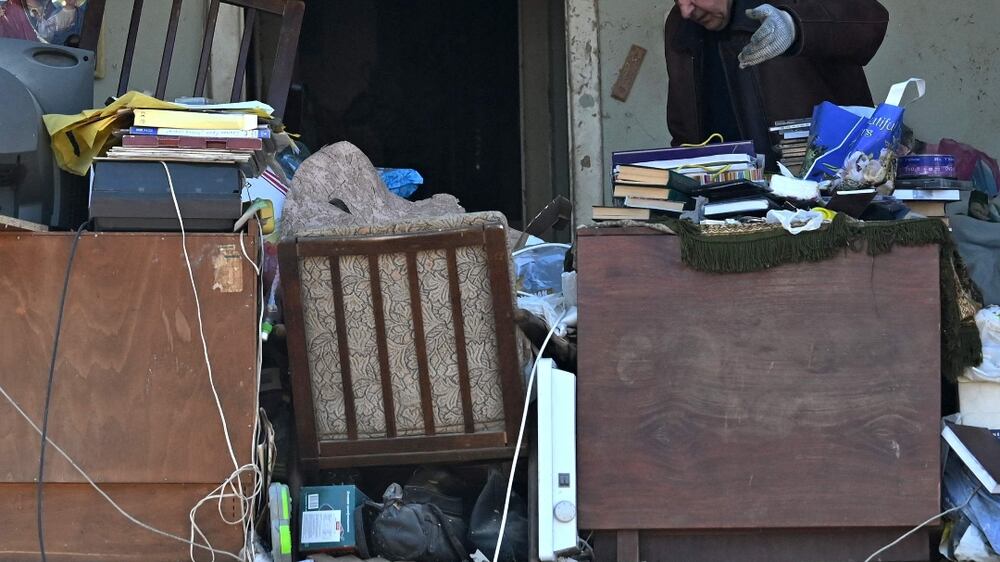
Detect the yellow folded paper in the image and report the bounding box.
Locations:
[42,92,273,176]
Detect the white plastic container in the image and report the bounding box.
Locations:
[958,375,1000,429]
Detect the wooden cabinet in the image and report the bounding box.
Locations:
[577,229,941,562]
[0,231,258,561]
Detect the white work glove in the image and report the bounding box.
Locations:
[738,4,796,69]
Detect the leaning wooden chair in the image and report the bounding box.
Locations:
[80,0,304,117]
[278,213,525,472]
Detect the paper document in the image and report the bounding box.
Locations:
[301,510,342,543]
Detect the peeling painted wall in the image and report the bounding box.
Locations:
[594,0,1000,205]
[867,0,1000,156]
[567,0,607,221]
[596,0,670,206]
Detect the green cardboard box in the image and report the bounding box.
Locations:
[298,485,369,554]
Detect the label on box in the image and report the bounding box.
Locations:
[301,509,342,544]
[307,493,319,510]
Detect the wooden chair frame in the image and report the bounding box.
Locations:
[278,224,524,471]
[80,0,304,117]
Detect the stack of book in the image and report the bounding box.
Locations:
[102,108,272,176]
[894,177,968,226]
[593,177,692,222]
[769,118,811,176]
[594,141,764,221]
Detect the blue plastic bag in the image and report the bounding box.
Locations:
[377,168,424,199]
[802,78,925,186]
[800,102,872,182]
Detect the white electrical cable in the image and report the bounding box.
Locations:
[162,162,241,471]
[163,162,265,562]
[492,311,568,562]
[239,215,267,558]
[863,484,980,562]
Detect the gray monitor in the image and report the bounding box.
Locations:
[0,38,94,228]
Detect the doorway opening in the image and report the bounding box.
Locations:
[294,0,534,226]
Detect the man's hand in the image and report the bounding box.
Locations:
[738,4,796,68]
[675,0,733,31]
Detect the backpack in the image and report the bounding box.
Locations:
[366,483,468,562]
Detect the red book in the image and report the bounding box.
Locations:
[122,135,262,151]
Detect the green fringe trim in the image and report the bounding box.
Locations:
[661,216,982,381]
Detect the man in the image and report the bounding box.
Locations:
[665,0,889,167]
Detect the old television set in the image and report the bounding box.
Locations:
[0,37,94,229]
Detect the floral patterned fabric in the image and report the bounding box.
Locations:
[298,213,519,442]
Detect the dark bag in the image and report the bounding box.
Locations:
[403,467,468,519]
[468,469,529,562]
[369,483,468,562]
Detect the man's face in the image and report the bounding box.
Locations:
[675,0,733,31]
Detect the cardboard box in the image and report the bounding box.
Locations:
[299,485,370,554]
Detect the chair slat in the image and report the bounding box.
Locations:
[155,0,185,100]
[193,0,222,97]
[446,248,476,434]
[117,0,145,97]
[329,257,359,441]
[406,253,436,435]
[367,255,398,439]
[265,0,305,117]
[230,7,257,103]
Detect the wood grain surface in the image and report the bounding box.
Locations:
[0,231,257,484]
[577,231,941,531]
[0,483,244,561]
[592,528,931,562]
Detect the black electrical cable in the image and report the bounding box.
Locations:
[37,220,91,562]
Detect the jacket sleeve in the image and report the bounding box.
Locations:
[730,0,889,65]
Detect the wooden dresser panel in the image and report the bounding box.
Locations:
[577,230,941,532]
[0,231,258,561]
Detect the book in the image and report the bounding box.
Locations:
[613,184,671,200]
[616,165,672,184]
[129,126,271,139]
[943,422,1000,493]
[133,109,258,131]
[895,178,972,190]
[906,200,948,217]
[690,180,768,202]
[617,161,758,184]
[102,146,253,164]
[779,130,810,141]
[629,153,756,171]
[826,188,876,218]
[684,168,766,185]
[123,135,263,151]
[893,189,961,201]
[614,167,703,191]
[703,197,773,218]
[612,141,755,167]
[592,206,650,221]
[623,197,685,214]
[770,118,811,130]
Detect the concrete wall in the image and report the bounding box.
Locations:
[594,0,1000,204]
[93,0,208,105]
[867,1,1000,154]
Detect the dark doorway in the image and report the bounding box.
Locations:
[295,0,523,226]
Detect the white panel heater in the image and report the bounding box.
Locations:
[537,358,578,561]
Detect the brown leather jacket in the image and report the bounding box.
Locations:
[665,0,889,166]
